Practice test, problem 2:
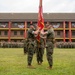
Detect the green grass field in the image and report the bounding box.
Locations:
[0,48,75,75]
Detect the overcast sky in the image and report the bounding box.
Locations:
[0,0,75,13]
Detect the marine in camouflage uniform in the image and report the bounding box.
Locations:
[41,24,55,69]
[27,25,39,69]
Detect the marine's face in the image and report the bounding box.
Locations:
[45,24,49,28]
[46,25,52,29]
[30,25,35,29]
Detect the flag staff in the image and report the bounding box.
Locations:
[39,0,42,7]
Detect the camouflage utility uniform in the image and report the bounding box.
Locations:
[46,27,55,68]
[27,27,36,66]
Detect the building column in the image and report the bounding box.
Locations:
[63,21,66,42]
[24,21,27,39]
[8,21,11,42]
[69,21,72,42]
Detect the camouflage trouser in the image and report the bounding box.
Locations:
[46,41,54,67]
[36,47,44,63]
[24,47,28,54]
[27,41,35,65]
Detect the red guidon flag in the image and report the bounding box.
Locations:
[37,0,44,42]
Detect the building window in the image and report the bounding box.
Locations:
[65,22,69,28]
[65,31,68,37]
[20,31,23,35]
[4,31,8,35]
[57,31,60,35]
[0,31,1,35]
[27,22,30,28]
[72,31,75,36]
[14,31,17,35]
[14,23,18,26]
[72,23,75,27]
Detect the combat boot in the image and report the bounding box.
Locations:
[27,65,36,69]
[46,66,52,70]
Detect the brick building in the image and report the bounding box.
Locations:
[0,13,75,42]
